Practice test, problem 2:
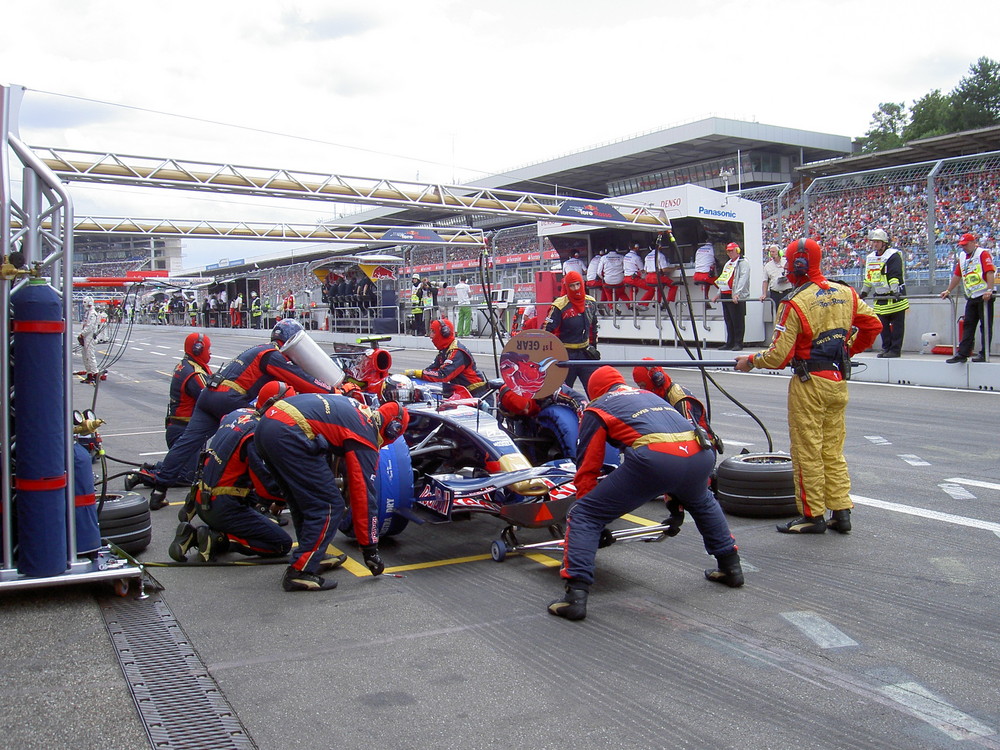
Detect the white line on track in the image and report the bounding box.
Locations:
[150,351,166,356]
[878,682,995,740]
[898,454,930,466]
[938,483,977,501]
[139,450,167,456]
[944,477,1000,492]
[864,435,892,445]
[780,611,858,648]
[850,494,1000,534]
[99,430,162,438]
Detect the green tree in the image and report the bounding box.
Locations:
[861,102,907,153]
[948,56,1000,130]
[903,89,952,141]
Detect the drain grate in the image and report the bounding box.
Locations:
[100,595,256,750]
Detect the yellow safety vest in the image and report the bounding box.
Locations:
[960,249,989,298]
[863,249,909,313]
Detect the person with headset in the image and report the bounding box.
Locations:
[254,392,410,591]
[548,367,743,621]
[168,382,296,565]
[734,238,882,535]
[133,320,338,510]
[403,318,489,396]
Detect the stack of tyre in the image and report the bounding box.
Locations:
[714,452,797,518]
[97,492,152,554]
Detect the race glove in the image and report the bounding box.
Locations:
[403,369,423,379]
[361,545,384,576]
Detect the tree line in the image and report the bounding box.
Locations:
[861,56,1000,153]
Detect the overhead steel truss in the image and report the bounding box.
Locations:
[15,216,486,246]
[34,147,673,233]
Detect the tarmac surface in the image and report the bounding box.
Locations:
[3,325,999,749]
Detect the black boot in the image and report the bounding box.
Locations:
[827,509,852,534]
[705,550,745,587]
[196,527,229,562]
[124,468,156,491]
[168,523,197,562]
[282,566,338,592]
[547,583,589,621]
[149,486,169,510]
[776,515,826,534]
[177,486,198,522]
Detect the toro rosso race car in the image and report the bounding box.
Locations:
[336,371,682,561]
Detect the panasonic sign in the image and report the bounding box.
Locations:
[697,206,737,219]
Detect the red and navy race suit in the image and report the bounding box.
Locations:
[196,409,291,557]
[255,393,380,575]
[645,381,723,453]
[165,355,211,448]
[420,341,487,395]
[152,343,334,488]
[543,295,599,391]
[561,386,736,587]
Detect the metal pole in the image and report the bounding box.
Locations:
[926,160,943,292]
[0,85,14,571]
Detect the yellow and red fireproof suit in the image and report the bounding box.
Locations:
[746,280,881,518]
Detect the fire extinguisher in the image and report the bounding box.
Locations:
[957,315,965,353]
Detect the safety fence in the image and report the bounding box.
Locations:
[770,151,1000,289]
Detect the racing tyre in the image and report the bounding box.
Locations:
[98,492,152,554]
[714,452,797,518]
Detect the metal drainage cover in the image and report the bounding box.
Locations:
[101,594,256,750]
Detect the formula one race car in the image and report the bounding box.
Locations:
[337,377,682,561]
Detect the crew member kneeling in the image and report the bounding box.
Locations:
[168,382,296,564]
[404,318,488,396]
[549,366,743,621]
[255,392,409,592]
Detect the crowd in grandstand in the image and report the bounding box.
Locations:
[762,168,999,278]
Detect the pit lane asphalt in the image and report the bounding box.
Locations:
[3,326,999,749]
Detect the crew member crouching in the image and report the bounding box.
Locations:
[549,367,742,621]
[168,382,296,564]
[255,392,409,592]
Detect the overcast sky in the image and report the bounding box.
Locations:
[2,0,996,269]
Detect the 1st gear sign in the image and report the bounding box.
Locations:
[499,330,568,399]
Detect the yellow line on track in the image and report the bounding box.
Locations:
[620,512,662,527]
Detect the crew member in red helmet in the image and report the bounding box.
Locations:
[735,238,881,535]
[548,366,742,621]
[168,382,297,565]
[543,271,600,392]
[255,393,409,592]
[404,318,488,396]
[164,333,213,449]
